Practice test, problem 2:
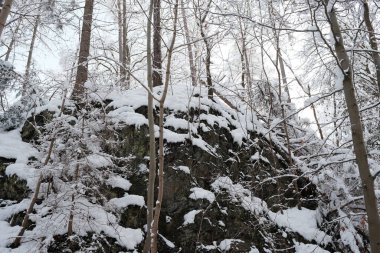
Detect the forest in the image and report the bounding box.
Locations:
[0,0,379,252]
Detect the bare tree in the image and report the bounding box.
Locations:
[72,0,94,100]
[152,0,162,87]
[23,3,42,96]
[0,0,13,39]
[118,0,130,88]
[323,1,380,251]
[150,4,179,252]
[143,0,156,251]
[181,0,197,87]
[196,0,213,99]
[362,0,380,94]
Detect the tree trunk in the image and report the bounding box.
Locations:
[198,0,213,99]
[150,4,179,252]
[0,0,12,39]
[23,9,41,96]
[123,0,131,89]
[363,0,380,95]
[4,18,21,61]
[118,0,129,88]
[72,0,94,100]
[117,0,123,78]
[143,0,155,252]
[325,2,380,251]
[181,0,197,86]
[152,0,162,87]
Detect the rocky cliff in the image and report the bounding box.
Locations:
[0,85,367,252]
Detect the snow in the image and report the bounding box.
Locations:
[108,194,145,210]
[249,247,260,253]
[159,234,175,248]
[294,242,330,253]
[5,163,39,189]
[106,176,132,191]
[230,128,247,146]
[218,239,244,251]
[0,221,20,250]
[86,154,113,169]
[334,65,344,90]
[189,187,216,203]
[183,210,202,225]
[164,115,190,130]
[337,210,362,253]
[173,165,190,174]
[211,176,267,215]
[268,208,332,245]
[0,130,38,163]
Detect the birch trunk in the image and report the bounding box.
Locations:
[325,2,380,251]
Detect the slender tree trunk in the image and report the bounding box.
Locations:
[0,0,12,39]
[23,9,41,96]
[278,51,291,104]
[72,0,94,100]
[118,0,129,88]
[150,4,179,252]
[333,93,339,146]
[181,0,197,86]
[143,0,155,252]
[4,18,21,61]
[117,0,123,78]
[122,0,131,89]
[198,0,213,99]
[152,0,162,87]
[325,2,380,251]
[309,86,324,140]
[363,0,380,95]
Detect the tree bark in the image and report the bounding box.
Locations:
[181,0,197,86]
[0,0,12,39]
[72,0,94,100]
[143,0,155,252]
[23,8,41,96]
[150,3,179,252]
[152,0,162,87]
[4,18,21,61]
[118,0,129,88]
[325,2,380,251]
[199,0,213,99]
[363,0,380,95]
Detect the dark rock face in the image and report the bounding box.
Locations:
[97,106,320,252]
[13,104,327,253]
[0,157,29,203]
